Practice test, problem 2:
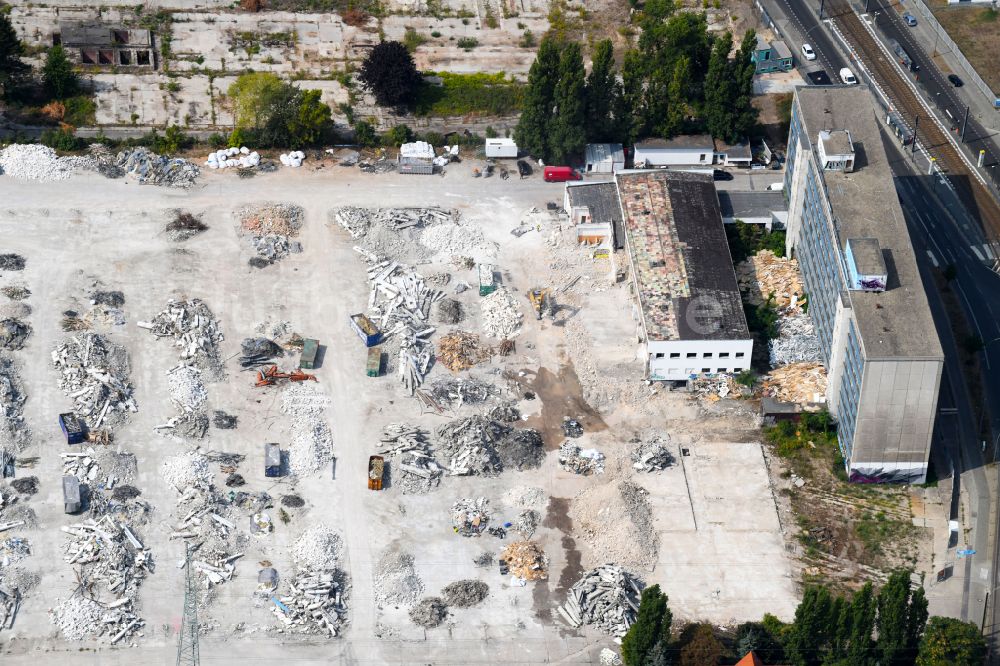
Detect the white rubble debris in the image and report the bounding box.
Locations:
[161,451,212,491]
[291,525,342,571]
[373,549,424,609]
[769,312,822,366]
[271,567,349,636]
[558,442,605,475]
[281,384,333,476]
[480,288,523,339]
[558,565,642,637]
[51,333,137,429]
[0,144,74,181]
[377,423,442,494]
[167,365,207,411]
[140,299,224,368]
[205,146,260,169]
[631,435,674,472]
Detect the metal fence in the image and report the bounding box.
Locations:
[908,0,1000,108]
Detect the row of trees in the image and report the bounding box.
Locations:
[620,571,986,666]
[516,5,759,164]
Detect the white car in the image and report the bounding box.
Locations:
[840,67,858,84]
[801,43,816,61]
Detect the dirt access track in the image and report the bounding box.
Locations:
[0,160,797,664]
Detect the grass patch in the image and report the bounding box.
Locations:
[456,37,479,50]
[413,72,525,117]
[933,4,1000,90]
[765,410,837,458]
[403,27,429,52]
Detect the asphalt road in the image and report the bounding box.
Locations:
[770,0,851,81]
[885,135,998,632]
[865,0,1000,189]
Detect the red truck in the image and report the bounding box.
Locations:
[543,166,581,182]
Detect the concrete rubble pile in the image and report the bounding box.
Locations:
[334,207,455,239]
[436,332,492,372]
[50,594,141,642]
[499,540,547,581]
[408,596,448,628]
[373,549,424,608]
[736,250,804,309]
[436,415,543,476]
[115,147,200,187]
[557,565,643,637]
[139,299,224,370]
[272,567,349,636]
[292,525,342,571]
[377,423,442,493]
[0,319,30,350]
[451,498,491,537]
[441,580,489,608]
[281,384,334,476]
[188,543,243,589]
[52,333,137,429]
[238,203,305,266]
[154,410,209,441]
[558,442,605,475]
[0,535,30,567]
[769,312,822,366]
[600,648,624,666]
[161,451,212,491]
[512,509,540,539]
[167,365,208,412]
[430,377,500,408]
[0,354,30,453]
[0,144,76,181]
[631,435,674,472]
[55,515,152,643]
[762,362,828,404]
[480,288,523,339]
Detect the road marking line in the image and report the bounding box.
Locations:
[971,245,985,261]
[927,249,939,267]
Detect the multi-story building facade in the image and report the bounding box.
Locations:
[784,85,943,483]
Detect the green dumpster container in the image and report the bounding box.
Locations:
[300,338,319,369]
[366,346,382,377]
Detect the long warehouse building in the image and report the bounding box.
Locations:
[783,85,943,483]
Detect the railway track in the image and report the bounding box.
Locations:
[825,0,1000,247]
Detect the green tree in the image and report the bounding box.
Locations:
[0,12,27,100]
[550,41,586,164]
[515,35,560,160]
[615,48,645,145]
[876,570,928,666]
[916,617,987,665]
[732,29,759,140]
[383,123,414,146]
[735,621,784,663]
[704,32,735,141]
[228,72,285,131]
[354,120,378,147]
[585,39,616,143]
[786,585,835,666]
[358,40,422,108]
[621,585,672,666]
[679,624,724,666]
[288,89,332,146]
[659,55,689,138]
[43,45,79,100]
[844,582,878,665]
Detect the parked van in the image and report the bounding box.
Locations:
[840,68,858,85]
[543,166,581,182]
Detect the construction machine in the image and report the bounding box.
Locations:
[527,288,550,320]
[253,365,317,387]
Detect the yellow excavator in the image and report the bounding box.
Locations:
[528,288,550,320]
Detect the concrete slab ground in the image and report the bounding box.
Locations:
[0,159,799,664]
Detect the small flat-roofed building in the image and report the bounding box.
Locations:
[584,143,626,173]
[57,23,155,69]
[617,170,752,381]
[717,191,788,230]
[633,135,715,168]
[752,36,794,73]
[564,181,624,249]
[714,138,753,167]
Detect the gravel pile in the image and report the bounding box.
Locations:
[291,525,342,571]
[49,596,106,640]
[571,480,658,569]
[502,486,546,510]
[480,288,523,339]
[409,596,448,628]
[0,254,26,271]
[281,384,333,476]
[441,580,489,608]
[0,144,74,181]
[373,550,424,608]
[435,298,464,324]
[419,223,496,261]
[160,451,212,491]
[167,366,207,411]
